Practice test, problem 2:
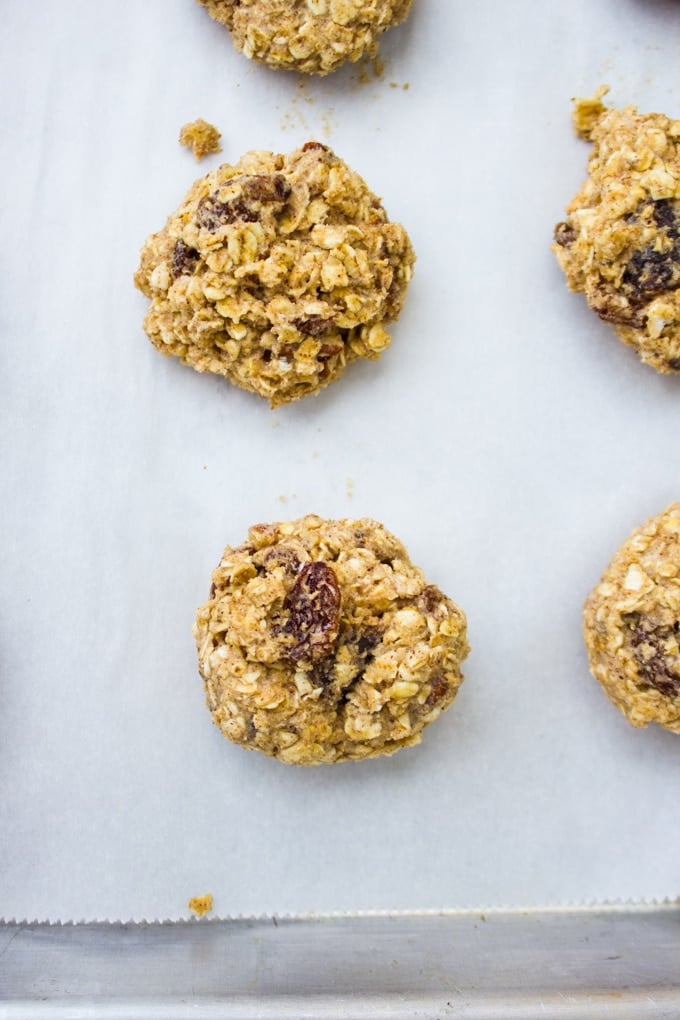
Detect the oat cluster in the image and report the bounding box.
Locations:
[179,118,222,161]
[134,142,414,406]
[197,0,414,75]
[194,515,469,764]
[584,504,680,734]
[554,89,680,373]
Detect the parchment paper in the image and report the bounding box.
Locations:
[1,0,679,922]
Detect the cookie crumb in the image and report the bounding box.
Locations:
[179,119,222,161]
[571,84,610,141]
[371,55,385,80]
[189,893,214,917]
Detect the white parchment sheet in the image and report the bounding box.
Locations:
[1,0,679,922]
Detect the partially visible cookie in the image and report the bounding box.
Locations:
[554,88,680,373]
[193,515,469,764]
[583,504,680,734]
[197,0,414,76]
[134,142,414,406]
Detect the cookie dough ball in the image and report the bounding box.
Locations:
[197,0,414,76]
[554,88,680,373]
[584,504,680,733]
[134,143,415,407]
[193,516,469,764]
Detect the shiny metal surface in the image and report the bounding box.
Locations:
[1,907,679,1018]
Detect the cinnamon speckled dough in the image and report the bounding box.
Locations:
[554,88,680,373]
[193,516,469,764]
[197,0,414,76]
[134,143,414,407]
[584,504,680,734]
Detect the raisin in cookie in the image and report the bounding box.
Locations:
[134,143,414,407]
[197,0,414,76]
[554,88,680,373]
[193,515,469,764]
[583,504,680,734]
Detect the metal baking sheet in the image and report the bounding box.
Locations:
[1,908,680,1018]
[2,0,680,923]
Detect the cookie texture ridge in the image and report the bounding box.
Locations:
[583,504,680,734]
[134,142,414,406]
[553,87,680,373]
[197,0,414,76]
[193,516,469,764]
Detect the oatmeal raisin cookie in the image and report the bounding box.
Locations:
[583,504,680,733]
[197,0,414,76]
[193,515,469,764]
[554,88,680,373]
[134,142,414,406]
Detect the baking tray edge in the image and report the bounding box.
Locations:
[1,905,679,1018]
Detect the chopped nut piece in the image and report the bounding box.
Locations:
[194,516,469,764]
[179,118,222,161]
[583,504,680,733]
[196,0,414,76]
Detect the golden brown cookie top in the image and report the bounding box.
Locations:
[583,504,680,733]
[193,515,469,764]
